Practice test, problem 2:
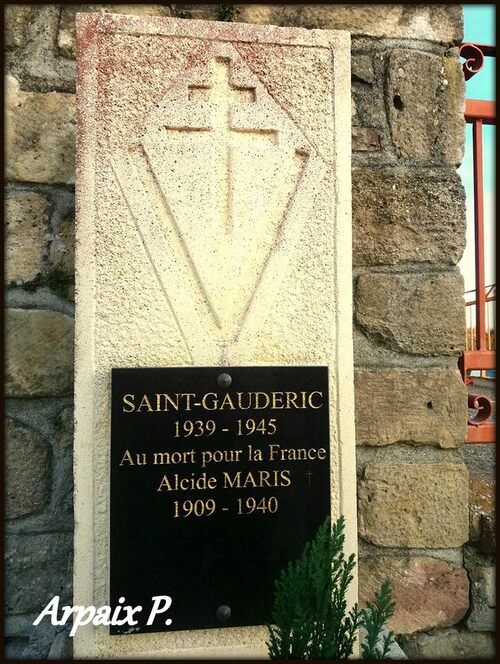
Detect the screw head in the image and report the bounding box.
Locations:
[216,605,231,622]
[217,372,232,388]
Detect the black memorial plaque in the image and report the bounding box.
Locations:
[110,366,330,634]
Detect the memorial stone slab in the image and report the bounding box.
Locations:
[75,13,354,659]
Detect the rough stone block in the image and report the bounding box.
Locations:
[5,533,72,615]
[469,474,496,555]
[403,629,495,660]
[352,53,375,85]
[5,5,35,49]
[464,547,496,632]
[386,50,465,164]
[5,638,29,659]
[358,462,469,548]
[5,192,49,283]
[355,270,465,356]
[355,368,467,448]
[359,556,469,634]
[48,206,75,276]
[239,5,462,44]
[7,6,76,93]
[54,406,74,448]
[57,5,172,58]
[5,309,74,397]
[5,418,51,520]
[5,75,75,184]
[352,127,381,152]
[352,169,466,266]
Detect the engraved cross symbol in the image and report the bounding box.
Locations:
[169,57,277,232]
[305,470,313,486]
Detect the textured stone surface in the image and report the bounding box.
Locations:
[355,368,467,448]
[403,629,495,660]
[5,638,29,659]
[75,14,354,659]
[239,5,463,44]
[5,192,49,283]
[355,270,465,356]
[358,462,469,548]
[386,50,465,164]
[48,206,75,276]
[352,127,381,152]
[5,419,51,520]
[464,547,496,632]
[359,556,469,633]
[469,474,496,555]
[5,75,75,184]
[57,5,172,58]
[353,169,466,266]
[5,5,35,49]
[350,50,387,134]
[5,309,74,397]
[54,406,74,448]
[5,533,72,615]
[6,6,76,93]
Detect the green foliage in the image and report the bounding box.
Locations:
[394,633,409,651]
[267,516,360,659]
[215,4,241,22]
[360,580,396,660]
[267,516,396,660]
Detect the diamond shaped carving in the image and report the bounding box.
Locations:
[111,42,326,360]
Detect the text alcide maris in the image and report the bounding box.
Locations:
[119,443,328,492]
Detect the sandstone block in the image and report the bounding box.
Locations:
[5,533,72,615]
[5,192,49,284]
[54,406,74,448]
[469,474,496,555]
[240,5,462,44]
[5,419,51,520]
[386,50,465,164]
[5,309,74,397]
[464,547,496,632]
[57,5,172,58]
[359,556,469,634]
[352,127,381,152]
[49,207,75,276]
[403,629,495,660]
[352,53,375,85]
[5,75,75,184]
[5,5,35,49]
[355,368,467,448]
[355,270,465,356]
[358,462,469,548]
[353,169,466,266]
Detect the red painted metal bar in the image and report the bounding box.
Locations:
[459,42,496,444]
[468,394,493,424]
[465,99,496,124]
[460,43,496,80]
[467,423,496,444]
[472,119,487,351]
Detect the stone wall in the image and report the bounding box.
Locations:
[4,4,495,659]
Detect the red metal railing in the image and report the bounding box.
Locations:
[465,284,496,354]
[458,42,496,444]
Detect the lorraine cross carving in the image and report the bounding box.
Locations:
[111,42,326,357]
[177,57,277,233]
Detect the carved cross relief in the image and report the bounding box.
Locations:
[181,58,277,232]
[111,42,325,360]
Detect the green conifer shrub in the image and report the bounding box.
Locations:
[267,516,396,660]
